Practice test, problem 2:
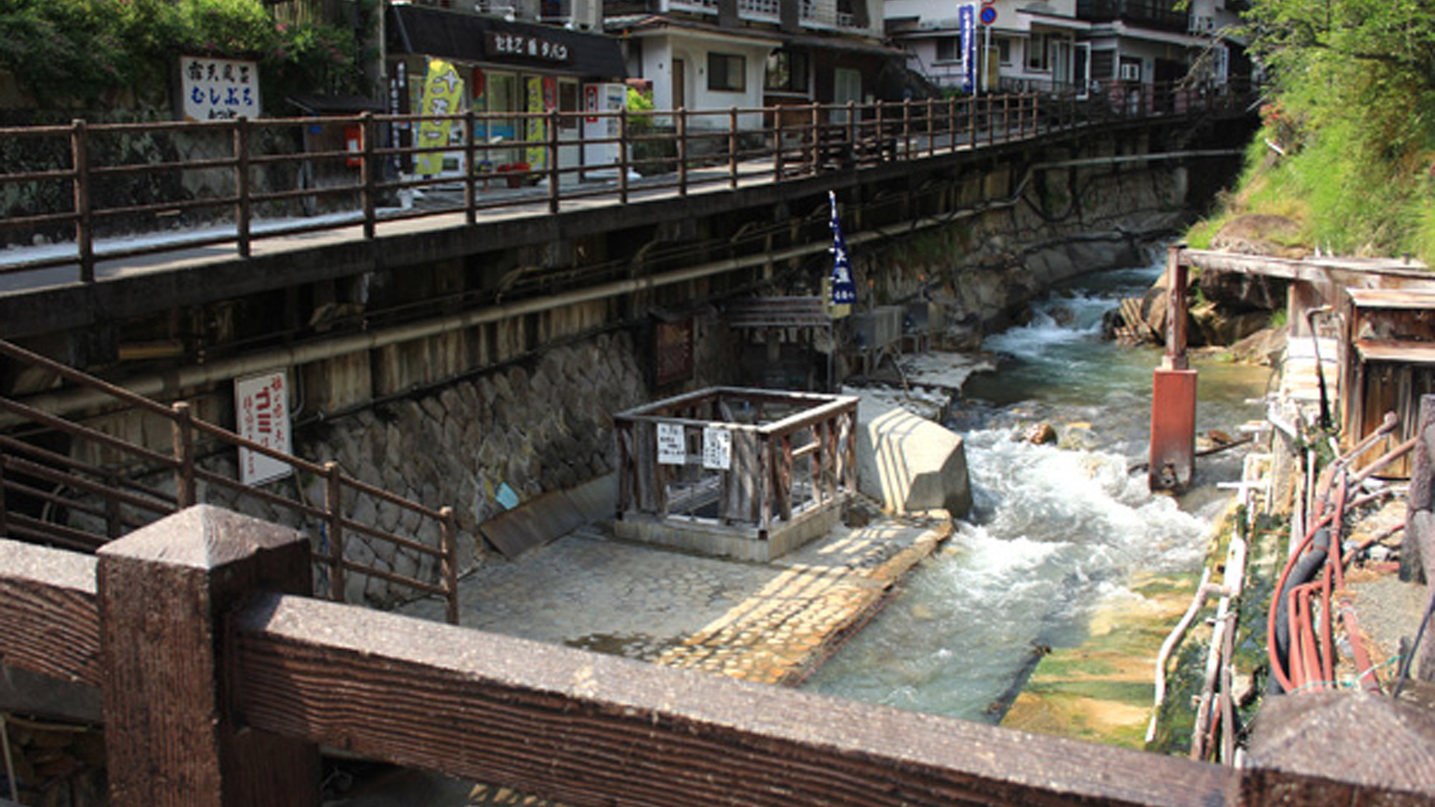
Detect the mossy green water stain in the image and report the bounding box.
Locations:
[1002,571,1202,749]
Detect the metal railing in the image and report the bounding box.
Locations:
[0,339,462,623]
[0,81,1253,286]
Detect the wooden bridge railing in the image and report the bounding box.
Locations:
[0,338,461,623]
[0,80,1254,285]
[2,506,1429,807]
[613,387,857,533]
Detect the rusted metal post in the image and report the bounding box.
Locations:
[360,112,376,240]
[676,106,688,196]
[234,117,251,259]
[325,461,345,604]
[71,120,94,283]
[439,505,459,626]
[1149,244,1196,492]
[96,505,319,807]
[171,402,195,508]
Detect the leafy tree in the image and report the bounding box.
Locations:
[1231,0,1435,259]
[0,0,365,110]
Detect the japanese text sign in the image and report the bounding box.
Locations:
[235,370,293,486]
[180,56,260,121]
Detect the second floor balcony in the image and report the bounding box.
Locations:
[1076,0,1188,33]
[662,0,870,35]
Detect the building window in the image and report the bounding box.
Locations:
[765,50,809,92]
[1027,33,1050,71]
[708,52,746,92]
[997,38,1012,66]
[935,36,961,63]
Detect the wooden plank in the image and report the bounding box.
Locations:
[233,592,1238,807]
[0,539,101,687]
[1354,339,1435,364]
[1346,288,1435,310]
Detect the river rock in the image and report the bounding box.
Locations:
[855,404,973,517]
[1021,422,1058,445]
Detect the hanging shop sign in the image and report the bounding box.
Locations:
[485,32,574,65]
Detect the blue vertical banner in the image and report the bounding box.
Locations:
[828,191,857,312]
[960,4,977,94]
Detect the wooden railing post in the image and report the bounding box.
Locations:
[96,505,319,807]
[70,120,94,283]
[464,109,477,225]
[0,458,8,539]
[809,102,820,175]
[234,117,251,259]
[547,107,560,214]
[925,97,935,157]
[439,505,459,625]
[105,468,122,540]
[676,107,688,196]
[171,402,195,508]
[360,112,376,240]
[325,461,345,604]
[728,107,739,188]
[773,111,784,181]
[618,106,630,205]
[968,96,977,148]
[902,98,912,159]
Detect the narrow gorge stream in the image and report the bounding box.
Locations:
[804,253,1272,722]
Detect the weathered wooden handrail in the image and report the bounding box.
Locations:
[0,81,1255,284]
[0,338,460,621]
[3,510,1431,807]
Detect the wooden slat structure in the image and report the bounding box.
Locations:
[613,387,856,553]
[3,508,1434,806]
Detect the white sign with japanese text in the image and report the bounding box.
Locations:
[702,427,732,471]
[180,56,260,121]
[656,422,686,465]
[235,370,293,486]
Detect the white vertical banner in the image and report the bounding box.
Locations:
[235,370,293,486]
[656,422,686,465]
[702,427,732,471]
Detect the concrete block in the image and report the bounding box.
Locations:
[856,404,972,517]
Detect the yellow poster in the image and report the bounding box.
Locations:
[415,59,464,177]
[525,76,546,169]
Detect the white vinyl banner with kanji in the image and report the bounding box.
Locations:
[235,371,293,486]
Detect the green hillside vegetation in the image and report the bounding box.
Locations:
[0,0,372,113]
[1188,0,1435,263]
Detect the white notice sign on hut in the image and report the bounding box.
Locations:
[656,422,686,465]
[702,427,731,470]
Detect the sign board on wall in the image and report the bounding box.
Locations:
[180,56,261,120]
[235,370,293,486]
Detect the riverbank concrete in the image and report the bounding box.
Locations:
[401,503,951,685]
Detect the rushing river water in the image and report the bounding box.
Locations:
[803,255,1271,722]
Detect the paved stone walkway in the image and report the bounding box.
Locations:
[332,507,950,805]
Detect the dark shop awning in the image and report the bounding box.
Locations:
[388,4,628,80]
